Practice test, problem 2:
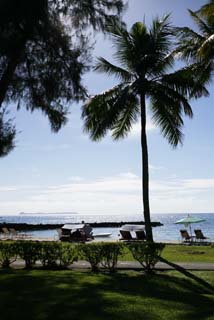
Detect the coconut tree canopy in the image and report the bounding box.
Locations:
[82,16,208,241]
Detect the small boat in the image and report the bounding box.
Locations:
[93,232,112,238]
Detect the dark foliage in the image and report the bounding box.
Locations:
[127,242,165,274]
[175,1,214,87]
[0,241,18,267]
[0,0,124,155]
[0,109,16,156]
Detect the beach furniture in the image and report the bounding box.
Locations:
[54,229,63,241]
[60,223,93,242]
[175,215,206,240]
[1,227,12,240]
[135,230,146,241]
[70,229,87,242]
[82,223,93,238]
[60,228,72,242]
[119,230,133,241]
[0,228,6,240]
[9,228,31,240]
[194,229,210,243]
[180,229,195,243]
[120,224,147,241]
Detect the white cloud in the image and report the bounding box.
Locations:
[68,176,84,182]
[0,173,214,214]
[118,172,138,179]
[0,187,19,192]
[149,164,166,172]
[183,179,214,189]
[129,118,156,138]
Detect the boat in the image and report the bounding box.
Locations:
[93,232,112,238]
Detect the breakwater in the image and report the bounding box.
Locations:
[0,221,163,231]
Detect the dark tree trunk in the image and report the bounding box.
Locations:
[140,93,153,242]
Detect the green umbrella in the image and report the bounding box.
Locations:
[175,214,206,236]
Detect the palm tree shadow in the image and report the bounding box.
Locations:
[159,257,214,293]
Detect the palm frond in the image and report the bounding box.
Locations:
[149,52,175,78]
[188,9,212,36]
[82,85,123,140]
[175,26,204,42]
[112,23,141,70]
[111,95,139,139]
[82,16,209,148]
[186,62,213,89]
[95,57,133,81]
[195,1,214,29]
[196,1,214,17]
[150,14,173,55]
[82,83,139,140]
[149,77,194,117]
[161,67,209,100]
[150,95,184,147]
[174,27,204,61]
[198,34,214,57]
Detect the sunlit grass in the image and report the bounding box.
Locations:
[120,244,214,263]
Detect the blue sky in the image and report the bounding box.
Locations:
[0,0,214,216]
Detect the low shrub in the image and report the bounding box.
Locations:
[79,243,103,272]
[39,242,61,268]
[100,242,124,273]
[0,241,18,268]
[127,242,165,274]
[59,243,78,268]
[16,241,42,269]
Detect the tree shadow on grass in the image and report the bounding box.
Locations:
[0,269,213,320]
[159,257,214,293]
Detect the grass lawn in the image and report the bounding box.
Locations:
[0,269,213,320]
[121,244,214,263]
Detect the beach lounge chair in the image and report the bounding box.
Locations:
[119,230,133,241]
[70,229,88,242]
[0,228,6,240]
[180,229,194,243]
[1,227,11,240]
[194,229,209,243]
[9,228,30,240]
[59,229,71,242]
[135,230,146,241]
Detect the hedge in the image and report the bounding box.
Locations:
[0,240,165,273]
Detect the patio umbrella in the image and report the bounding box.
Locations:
[175,214,206,236]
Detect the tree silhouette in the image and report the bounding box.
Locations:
[175,0,214,87]
[0,0,124,155]
[82,17,208,241]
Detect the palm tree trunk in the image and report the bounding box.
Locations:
[140,93,153,242]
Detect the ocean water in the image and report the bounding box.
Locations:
[1,213,214,242]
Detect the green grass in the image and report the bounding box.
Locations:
[0,269,213,320]
[121,244,214,263]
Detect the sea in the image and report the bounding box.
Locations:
[1,212,214,242]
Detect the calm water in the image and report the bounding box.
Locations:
[1,213,214,242]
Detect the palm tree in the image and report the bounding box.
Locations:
[82,16,208,242]
[175,1,214,85]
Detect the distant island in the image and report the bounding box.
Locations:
[19,212,78,215]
